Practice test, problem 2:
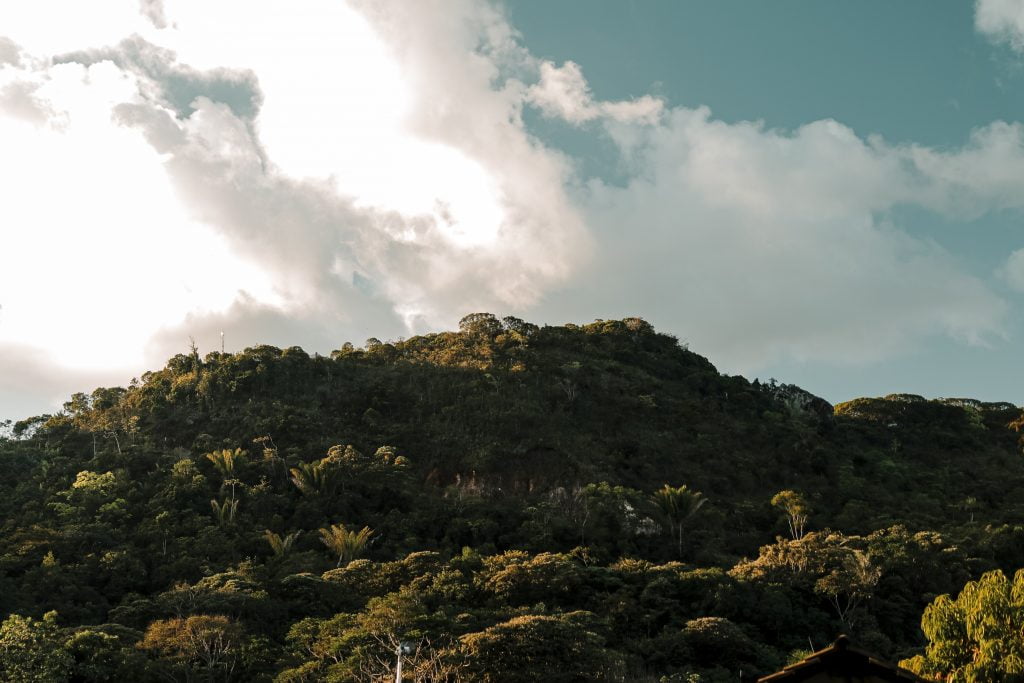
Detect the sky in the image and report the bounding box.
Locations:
[3,0,1024,421]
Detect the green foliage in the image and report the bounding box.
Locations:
[652,484,707,558]
[0,611,72,682]
[459,312,504,337]
[901,569,1024,681]
[320,524,374,568]
[138,614,245,680]
[264,529,301,557]
[771,490,810,540]
[460,612,622,682]
[2,314,1024,680]
[681,617,761,670]
[63,624,148,682]
[289,461,335,498]
[478,551,582,606]
[206,448,246,480]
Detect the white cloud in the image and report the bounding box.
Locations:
[0,56,278,374]
[148,0,513,251]
[999,248,1024,291]
[904,121,1024,215]
[0,37,21,66]
[553,108,1009,370]
[528,60,663,125]
[0,79,52,124]
[348,1,592,316]
[976,0,1024,51]
[139,0,168,29]
[141,1,587,328]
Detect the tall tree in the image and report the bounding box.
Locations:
[319,524,374,568]
[138,615,243,681]
[771,490,811,540]
[651,484,707,558]
[263,530,300,558]
[901,569,1024,680]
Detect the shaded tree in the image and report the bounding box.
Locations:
[459,612,621,682]
[0,611,72,683]
[772,490,811,540]
[319,524,374,568]
[264,530,301,558]
[651,484,707,558]
[138,615,243,682]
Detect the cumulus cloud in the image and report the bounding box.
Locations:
[95,3,587,332]
[0,79,53,124]
[976,0,1024,51]
[347,1,591,312]
[999,248,1024,291]
[552,110,1008,369]
[112,94,429,330]
[139,0,168,29]
[527,60,664,125]
[0,37,21,66]
[57,36,263,120]
[904,121,1024,215]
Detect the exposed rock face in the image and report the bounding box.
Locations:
[759,380,834,421]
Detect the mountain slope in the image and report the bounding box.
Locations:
[2,314,1023,680]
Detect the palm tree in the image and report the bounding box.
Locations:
[652,484,707,558]
[207,448,246,504]
[206,448,244,480]
[289,460,340,497]
[210,497,239,526]
[288,462,319,496]
[263,529,301,558]
[318,523,373,567]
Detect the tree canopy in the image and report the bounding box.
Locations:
[1,315,1023,680]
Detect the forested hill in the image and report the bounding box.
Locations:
[2,314,1024,681]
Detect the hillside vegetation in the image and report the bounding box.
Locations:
[2,314,1023,681]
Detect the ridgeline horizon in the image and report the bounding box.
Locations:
[5,313,1018,433]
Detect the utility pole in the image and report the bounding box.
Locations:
[221,331,225,353]
[395,641,411,682]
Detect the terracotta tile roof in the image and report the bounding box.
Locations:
[757,635,928,682]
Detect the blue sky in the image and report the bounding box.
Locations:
[2,0,1024,420]
[512,1,1024,140]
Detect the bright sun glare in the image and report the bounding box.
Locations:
[0,0,506,375]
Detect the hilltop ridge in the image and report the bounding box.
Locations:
[16,314,1019,529]
[2,314,1024,680]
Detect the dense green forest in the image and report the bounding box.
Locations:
[2,314,1024,681]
